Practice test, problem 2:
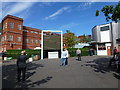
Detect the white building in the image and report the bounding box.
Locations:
[91,22,120,56]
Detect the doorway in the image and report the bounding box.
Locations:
[107,46,111,56]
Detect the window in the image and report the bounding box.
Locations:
[26,39,28,43]
[8,35,13,41]
[100,26,109,31]
[5,23,7,28]
[18,24,22,30]
[31,31,38,34]
[10,22,14,28]
[1,37,4,41]
[4,36,6,41]
[98,43,106,50]
[3,24,5,30]
[30,39,33,43]
[17,36,21,42]
[35,40,38,44]
[40,40,42,44]
[23,30,28,32]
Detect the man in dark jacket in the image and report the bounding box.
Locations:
[2,51,7,60]
[17,51,27,82]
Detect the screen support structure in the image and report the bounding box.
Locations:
[41,30,63,59]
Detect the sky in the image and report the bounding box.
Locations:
[1,1,119,36]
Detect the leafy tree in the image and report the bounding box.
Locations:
[78,34,92,43]
[63,30,77,48]
[96,2,120,22]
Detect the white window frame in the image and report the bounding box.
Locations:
[8,35,13,41]
[35,40,38,44]
[30,39,33,43]
[17,36,21,42]
[10,22,14,28]
[18,24,22,30]
[5,35,6,41]
[5,23,7,28]
[26,39,28,43]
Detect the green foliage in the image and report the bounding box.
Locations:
[6,49,41,59]
[44,35,61,50]
[64,30,78,47]
[96,2,120,22]
[96,10,99,16]
[78,34,92,43]
[67,47,89,57]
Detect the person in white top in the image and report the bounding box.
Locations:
[60,48,67,66]
[76,48,81,61]
[65,48,69,65]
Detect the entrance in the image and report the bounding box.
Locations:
[107,46,111,56]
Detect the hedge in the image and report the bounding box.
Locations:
[6,47,89,59]
[6,49,41,59]
[67,47,89,57]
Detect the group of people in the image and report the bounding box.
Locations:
[16,48,82,82]
[9,47,120,83]
[60,48,81,66]
[109,47,120,72]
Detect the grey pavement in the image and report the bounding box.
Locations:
[2,56,120,89]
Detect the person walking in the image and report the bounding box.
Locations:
[76,48,81,61]
[65,48,69,65]
[17,51,27,82]
[60,48,67,66]
[113,47,118,58]
[2,50,7,61]
[117,52,120,73]
[2,51,4,60]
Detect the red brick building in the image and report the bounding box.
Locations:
[1,15,42,51]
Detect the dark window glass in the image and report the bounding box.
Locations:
[100,26,109,31]
[98,43,106,50]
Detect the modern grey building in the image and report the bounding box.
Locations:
[0,23,2,52]
[92,22,120,55]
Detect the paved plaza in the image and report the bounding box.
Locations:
[2,56,120,89]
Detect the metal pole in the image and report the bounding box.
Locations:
[41,30,43,59]
[61,31,63,58]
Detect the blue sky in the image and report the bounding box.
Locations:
[1,1,119,36]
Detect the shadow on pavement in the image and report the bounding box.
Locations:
[15,76,53,89]
[84,57,120,79]
[2,62,46,89]
[84,57,118,73]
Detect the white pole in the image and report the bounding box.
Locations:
[41,30,43,59]
[41,30,62,59]
[61,31,63,58]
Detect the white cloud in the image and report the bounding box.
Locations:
[59,23,79,30]
[2,2,35,19]
[78,2,94,10]
[7,2,35,15]
[39,2,55,7]
[44,6,71,20]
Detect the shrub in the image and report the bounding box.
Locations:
[6,49,41,59]
[67,47,89,57]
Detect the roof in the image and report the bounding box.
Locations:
[23,26,42,32]
[2,15,23,22]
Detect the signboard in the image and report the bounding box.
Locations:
[48,52,59,59]
[43,35,61,50]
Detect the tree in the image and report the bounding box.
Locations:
[63,30,77,48]
[78,34,92,43]
[96,2,120,22]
